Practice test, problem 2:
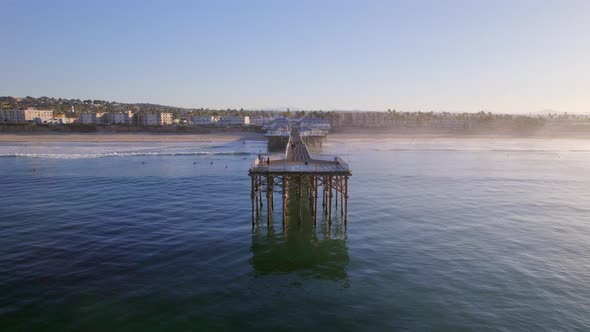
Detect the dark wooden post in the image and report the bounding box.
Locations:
[282,176,286,225]
[340,176,344,217]
[251,176,255,226]
[322,175,326,208]
[255,176,259,218]
[328,176,333,225]
[270,176,274,212]
[335,176,338,210]
[266,176,271,226]
[298,175,302,224]
[313,175,318,225]
[344,176,348,224]
[258,176,263,212]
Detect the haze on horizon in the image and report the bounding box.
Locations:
[1,0,588,114]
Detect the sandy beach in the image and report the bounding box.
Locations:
[0,132,266,142]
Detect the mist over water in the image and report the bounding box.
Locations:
[1,138,590,330]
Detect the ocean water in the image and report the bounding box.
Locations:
[1,138,590,331]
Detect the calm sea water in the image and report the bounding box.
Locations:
[1,138,590,331]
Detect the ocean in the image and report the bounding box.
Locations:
[1,138,589,331]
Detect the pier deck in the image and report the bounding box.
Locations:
[249,125,351,227]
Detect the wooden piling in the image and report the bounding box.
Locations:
[298,175,302,224]
[251,176,255,225]
[313,176,318,225]
[282,177,286,224]
[340,176,344,217]
[328,176,333,225]
[344,176,348,224]
[266,176,271,227]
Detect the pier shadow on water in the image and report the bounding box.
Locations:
[250,199,349,284]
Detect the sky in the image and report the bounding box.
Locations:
[1,0,589,113]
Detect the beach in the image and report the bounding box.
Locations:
[0,131,265,142]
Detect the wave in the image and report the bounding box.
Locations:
[376,148,566,153]
[0,151,256,159]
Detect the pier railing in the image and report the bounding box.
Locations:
[251,163,349,173]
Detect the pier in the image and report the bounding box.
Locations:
[265,117,329,152]
[249,122,351,227]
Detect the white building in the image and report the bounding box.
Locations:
[0,110,26,123]
[78,112,97,124]
[0,109,54,123]
[52,114,77,124]
[137,112,173,126]
[103,112,132,125]
[191,116,219,125]
[218,116,250,126]
[25,109,54,123]
[251,117,273,127]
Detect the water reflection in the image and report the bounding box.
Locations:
[250,210,349,283]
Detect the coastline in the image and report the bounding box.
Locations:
[0,132,266,142]
[329,131,590,140]
[2,130,589,143]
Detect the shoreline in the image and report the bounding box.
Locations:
[329,132,590,140]
[0,132,266,142]
[1,131,589,143]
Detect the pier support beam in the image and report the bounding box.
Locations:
[344,176,348,224]
[298,175,302,224]
[328,176,333,225]
[313,176,318,225]
[266,176,271,227]
[282,177,286,225]
[251,176,255,226]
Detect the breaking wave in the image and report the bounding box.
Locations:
[0,151,256,159]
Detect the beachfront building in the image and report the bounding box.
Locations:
[0,109,26,123]
[218,116,250,126]
[159,112,173,125]
[251,117,274,127]
[191,116,220,125]
[24,109,54,123]
[102,111,133,125]
[0,109,54,123]
[51,114,77,124]
[137,112,173,126]
[78,112,98,124]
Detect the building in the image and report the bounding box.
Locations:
[251,117,274,127]
[0,109,53,123]
[0,110,26,123]
[24,109,54,123]
[217,116,250,126]
[137,112,173,126]
[158,112,173,125]
[51,114,77,124]
[78,112,97,124]
[191,116,219,125]
[102,111,132,125]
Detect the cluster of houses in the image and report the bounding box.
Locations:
[0,108,251,127]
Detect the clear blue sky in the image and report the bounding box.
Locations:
[1,0,588,113]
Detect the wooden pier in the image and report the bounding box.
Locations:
[249,123,351,227]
